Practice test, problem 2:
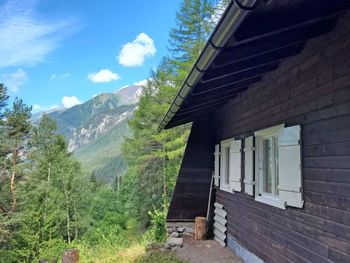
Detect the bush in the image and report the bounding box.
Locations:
[135,251,187,263]
[143,207,167,243]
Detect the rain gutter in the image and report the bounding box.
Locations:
[158,0,260,132]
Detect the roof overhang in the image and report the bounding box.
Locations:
[158,0,350,131]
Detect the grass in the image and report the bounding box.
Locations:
[78,243,187,263]
[135,250,188,263]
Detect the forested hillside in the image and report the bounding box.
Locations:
[0,0,228,262]
[45,85,142,183]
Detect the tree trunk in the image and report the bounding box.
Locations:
[63,184,71,244]
[10,148,17,213]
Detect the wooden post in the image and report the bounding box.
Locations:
[195,216,207,240]
[62,249,79,263]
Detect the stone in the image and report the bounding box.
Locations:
[177,227,185,233]
[184,227,194,234]
[172,246,180,252]
[170,231,180,238]
[164,243,172,249]
[166,237,183,247]
[167,227,176,234]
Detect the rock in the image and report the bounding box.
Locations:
[177,227,185,233]
[166,237,183,247]
[167,227,176,234]
[146,243,162,252]
[184,227,194,234]
[172,246,180,252]
[164,243,172,249]
[170,232,180,238]
[160,248,167,252]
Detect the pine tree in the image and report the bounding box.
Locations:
[4,98,32,213]
[0,84,10,245]
[120,0,223,227]
[169,0,218,77]
[4,115,90,262]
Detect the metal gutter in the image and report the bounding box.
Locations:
[158,0,259,132]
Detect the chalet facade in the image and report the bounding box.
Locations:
[159,1,350,262]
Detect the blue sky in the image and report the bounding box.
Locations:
[0,0,181,112]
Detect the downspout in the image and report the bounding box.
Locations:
[158,0,259,132]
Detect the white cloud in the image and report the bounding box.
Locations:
[118,33,156,67]
[0,68,28,92]
[32,103,59,113]
[133,79,148,87]
[0,0,77,68]
[50,73,71,80]
[87,69,120,83]
[61,96,81,108]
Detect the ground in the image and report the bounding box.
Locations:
[177,236,243,263]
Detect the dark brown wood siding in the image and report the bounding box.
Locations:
[215,14,350,263]
[167,115,216,221]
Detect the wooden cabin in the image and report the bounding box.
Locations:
[159,1,350,262]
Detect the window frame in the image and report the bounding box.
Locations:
[219,138,233,193]
[254,124,285,209]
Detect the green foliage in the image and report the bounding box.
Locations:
[136,251,187,263]
[0,1,227,261]
[143,206,167,243]
[119,0,219,228]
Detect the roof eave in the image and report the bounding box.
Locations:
[158,0,259,132]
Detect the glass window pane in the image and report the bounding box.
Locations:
[275,138,279,195]
[263,138,272,194]
[225,146,230,185]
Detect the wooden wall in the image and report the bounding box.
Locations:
[215,14,350,263]
[167,115,216,221]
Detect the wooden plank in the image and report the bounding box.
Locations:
[303,142,350,157]
[304,191,350,211]
[304,180,350,197]
[303,168,350,184]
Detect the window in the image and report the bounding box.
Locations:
[220,139,231,192]
[255,124,285,209]
[219,139,242,193]
[254,124,303,209]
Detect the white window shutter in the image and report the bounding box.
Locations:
[278,125,304,208]
[214,144,220,186]
[244,136,254,196]
[229,140,242,192]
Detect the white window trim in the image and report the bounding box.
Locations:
[220,138,234,193]
[254,124,286,209]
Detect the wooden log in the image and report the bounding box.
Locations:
[195,216,207,240]
[62,249,79,263]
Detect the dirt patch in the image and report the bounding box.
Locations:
[177,236,243,263]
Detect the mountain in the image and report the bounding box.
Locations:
[46,85,142,183]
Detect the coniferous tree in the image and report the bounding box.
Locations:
[0,84,10,244]
[120,0,221,226]
[4,98,32,213]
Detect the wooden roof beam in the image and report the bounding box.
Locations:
[195,63,277,91]
[214,17,336,67]
[191,76,261,96]
[202,43,303,82]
